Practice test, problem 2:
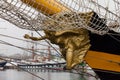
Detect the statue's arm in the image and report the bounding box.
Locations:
[24,34,47,41]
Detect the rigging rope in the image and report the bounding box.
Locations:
[0,34,120,64]
[0,38,98,79]
[1,34,120,80]
[0,0,120,79]
[107,33,120,43]
[0,34,48,47]
[0,39,60,59]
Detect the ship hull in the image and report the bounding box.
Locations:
[0,61,7,67]
[85,31,120,80]
[94,69,120,80]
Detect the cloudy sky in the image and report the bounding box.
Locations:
[0,19,47,56]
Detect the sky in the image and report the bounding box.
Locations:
[0,0,118,56]
[0,19,59,56]
[0,19,47,56]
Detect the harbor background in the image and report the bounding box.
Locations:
[0,69,96,80]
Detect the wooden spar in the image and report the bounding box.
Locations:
[21,0,69,15]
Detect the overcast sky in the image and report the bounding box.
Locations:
[0,19,47,56]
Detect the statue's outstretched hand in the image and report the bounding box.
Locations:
[24,34,30,39]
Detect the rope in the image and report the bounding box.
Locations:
[19,14,64,59]
[33,29,62,57]
[0,40,98,79]
[107,33,120,43]
[0,33,57,47]
[0,38,98,79]
[0,39,60,59]
[0,1,120,79]
[90,0,120,19]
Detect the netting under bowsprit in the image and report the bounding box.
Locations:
[0,0,110,35]
[42,11,109,35]
[0,0,45,30]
